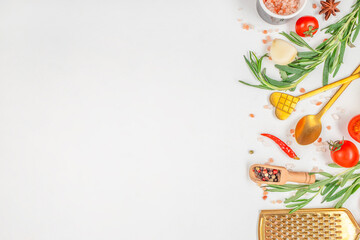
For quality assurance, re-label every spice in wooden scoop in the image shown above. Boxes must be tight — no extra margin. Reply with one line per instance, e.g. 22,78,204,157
253,166,281,182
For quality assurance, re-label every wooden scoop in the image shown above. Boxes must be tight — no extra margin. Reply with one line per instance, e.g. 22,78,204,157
249,164,315,185
269,72,360,120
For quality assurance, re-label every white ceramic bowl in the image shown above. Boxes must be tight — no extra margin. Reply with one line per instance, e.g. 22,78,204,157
256,0,308,25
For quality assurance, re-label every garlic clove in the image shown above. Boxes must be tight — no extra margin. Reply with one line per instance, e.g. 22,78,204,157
270,39,297,65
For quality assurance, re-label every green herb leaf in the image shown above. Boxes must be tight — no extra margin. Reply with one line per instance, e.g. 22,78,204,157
311,172,333,178
341,169,356,187
352,13,360,42
328,163,343,168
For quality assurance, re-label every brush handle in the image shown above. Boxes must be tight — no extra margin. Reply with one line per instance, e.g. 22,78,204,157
317,65,360,118
287,171,315,184
298,73,360,100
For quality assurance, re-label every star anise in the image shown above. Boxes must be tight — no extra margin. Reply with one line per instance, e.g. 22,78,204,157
319,0,341,20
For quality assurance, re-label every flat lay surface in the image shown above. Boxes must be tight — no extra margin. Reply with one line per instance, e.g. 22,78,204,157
1,0,360,239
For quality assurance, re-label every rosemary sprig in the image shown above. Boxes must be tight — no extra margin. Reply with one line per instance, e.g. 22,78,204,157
264,163,360,213
240,1,360,91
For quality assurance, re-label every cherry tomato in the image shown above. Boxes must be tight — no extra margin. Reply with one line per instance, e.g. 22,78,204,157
295,16,319,37
329,140,359,168
349,115,360,143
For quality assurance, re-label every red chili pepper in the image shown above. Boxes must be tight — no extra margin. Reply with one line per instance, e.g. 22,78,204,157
261,133,300,160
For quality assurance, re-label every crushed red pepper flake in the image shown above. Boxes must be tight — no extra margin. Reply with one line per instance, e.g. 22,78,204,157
327,125,332,130
263,196,268,200
318,137,322,143
249,113,255,118
316,101,323,106
263,30,268,34
290,129,295,134
299,88,306,93
313,3,317,8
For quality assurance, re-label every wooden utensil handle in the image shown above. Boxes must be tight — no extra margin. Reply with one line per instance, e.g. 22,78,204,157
317,65,360,118
299,73,360,100
287,172,315,184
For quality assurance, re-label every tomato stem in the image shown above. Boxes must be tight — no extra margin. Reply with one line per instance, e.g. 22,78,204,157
328,138,345,152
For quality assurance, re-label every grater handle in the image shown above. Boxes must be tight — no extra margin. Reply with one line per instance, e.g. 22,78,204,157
287,171,316,184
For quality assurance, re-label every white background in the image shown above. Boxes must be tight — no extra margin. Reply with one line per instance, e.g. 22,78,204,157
1,0,360,239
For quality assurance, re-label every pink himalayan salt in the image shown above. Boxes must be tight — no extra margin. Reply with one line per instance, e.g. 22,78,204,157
264,0,300,16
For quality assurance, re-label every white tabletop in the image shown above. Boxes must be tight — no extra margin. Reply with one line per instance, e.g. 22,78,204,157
1,0,360,239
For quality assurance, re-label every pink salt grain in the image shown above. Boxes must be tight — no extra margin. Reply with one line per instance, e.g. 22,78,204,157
311,166,319,172
263,104,272,109
263,0,300,16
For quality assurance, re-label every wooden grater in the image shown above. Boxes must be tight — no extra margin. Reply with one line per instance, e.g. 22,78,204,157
259,208,360,240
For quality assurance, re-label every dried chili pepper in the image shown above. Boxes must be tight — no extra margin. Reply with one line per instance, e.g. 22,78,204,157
261,133,300,160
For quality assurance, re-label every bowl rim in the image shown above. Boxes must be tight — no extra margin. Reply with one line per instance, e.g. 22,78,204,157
259,0,308,19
